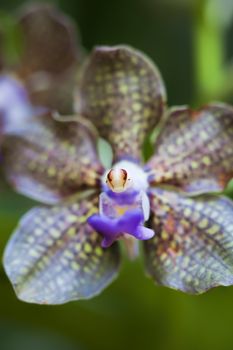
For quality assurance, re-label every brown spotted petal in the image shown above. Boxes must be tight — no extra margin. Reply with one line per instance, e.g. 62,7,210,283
18,3,81,76
2,113,103,204
147,103,233,193
28,72,77,115
144,188,233,294
3,192,121,304
75,45,166,161
17,4,83,113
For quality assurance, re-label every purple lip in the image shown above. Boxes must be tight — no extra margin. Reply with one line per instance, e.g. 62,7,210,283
88,208,154,248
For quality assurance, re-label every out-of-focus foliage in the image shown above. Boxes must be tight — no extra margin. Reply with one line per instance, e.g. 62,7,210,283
1,1,233,350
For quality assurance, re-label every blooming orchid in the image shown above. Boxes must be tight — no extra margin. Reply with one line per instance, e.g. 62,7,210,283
2,45,233,305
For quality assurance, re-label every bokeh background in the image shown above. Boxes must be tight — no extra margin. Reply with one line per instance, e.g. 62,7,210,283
1,0,233,349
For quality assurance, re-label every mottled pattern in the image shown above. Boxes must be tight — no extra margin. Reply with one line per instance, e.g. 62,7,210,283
2,114,103,204
18,3,80,76
28,72,78,114
75,46,166,161
144,188,233,294
147,104,233,193
3,192,121,304
17,4,82,114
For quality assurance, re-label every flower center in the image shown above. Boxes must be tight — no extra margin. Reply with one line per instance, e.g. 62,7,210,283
88,160,154,249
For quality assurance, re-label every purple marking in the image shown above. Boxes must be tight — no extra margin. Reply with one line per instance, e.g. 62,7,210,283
88,208,154,248
102,187,139,205
0,75,44,134
116,155,140,164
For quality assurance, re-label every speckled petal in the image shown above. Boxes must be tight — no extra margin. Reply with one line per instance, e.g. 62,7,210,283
18,3,81,76
144,188,233,294
3,192,121,304
2,113,103,204
147,103,233,193
75,45,166,161
17,4,83,113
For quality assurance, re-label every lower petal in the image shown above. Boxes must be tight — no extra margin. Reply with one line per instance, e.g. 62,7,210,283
144,188,233,294
3,192,121,304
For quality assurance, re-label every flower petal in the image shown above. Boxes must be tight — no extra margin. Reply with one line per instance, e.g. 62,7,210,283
75,45,166,161
147,104,233,193
18,3,81,76
2,113,103,204
88,209,154,248
144,188,233,294
17,4,83,113
3,192,121,304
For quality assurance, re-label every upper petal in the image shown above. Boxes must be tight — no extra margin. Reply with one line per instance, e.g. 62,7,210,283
2,113,103,204
17,4,83,113
144,188,233,294
17,3,81,76
75,45,166,161
147,103,233,193
3,192,121,304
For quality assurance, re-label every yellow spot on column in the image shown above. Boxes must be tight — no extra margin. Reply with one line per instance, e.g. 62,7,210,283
95,246,103,256
29,249,40,258
132,102,142,112
46,238,53,246
35,228,44,236
50,228,61,238
198,218,209,229
176,137,183,145
206,225,220,235
191,161,199,169
200,130,208,139
67,227,76,237
64,250,74,259
119,84,129,94
161,230,169,240
67,215,78,223
71,261,80,271
160,253,167,261
143,108,151,118
139,68,147,76
106,83,114,93
132,92,140,99
184,208,192,217
167,145,175,154
48,166,56,177
202,156,211,166
78,215,87,224
131,56,138,64
182,256,190,268
116,71,124,78
84,242,92,254
28,161,37,171
75,243,81,252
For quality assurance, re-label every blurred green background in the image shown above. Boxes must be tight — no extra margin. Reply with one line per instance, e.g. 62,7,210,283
1,0,233,350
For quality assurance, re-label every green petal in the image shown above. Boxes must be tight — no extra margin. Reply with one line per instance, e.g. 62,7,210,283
147,103,233,193
75,45,166,161
3,192,121,304
2,113,103,204
144,188,233,294
17,4,83,113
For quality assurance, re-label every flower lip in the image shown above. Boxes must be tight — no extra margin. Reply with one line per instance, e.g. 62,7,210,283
88,209,155,248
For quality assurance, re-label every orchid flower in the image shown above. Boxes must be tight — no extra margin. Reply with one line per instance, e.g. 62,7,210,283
2,45,233,305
